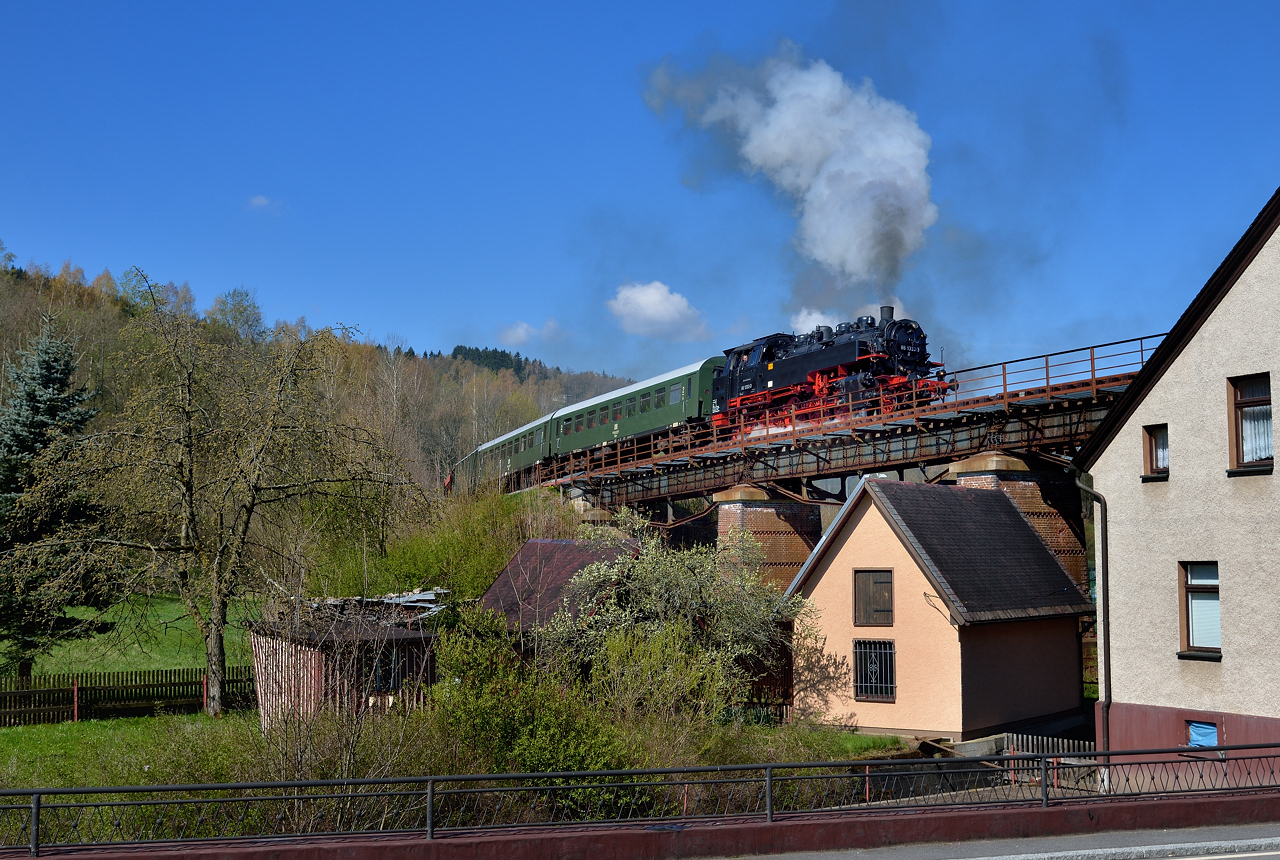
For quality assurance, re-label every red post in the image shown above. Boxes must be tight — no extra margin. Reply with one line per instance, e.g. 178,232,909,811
72,678,78,723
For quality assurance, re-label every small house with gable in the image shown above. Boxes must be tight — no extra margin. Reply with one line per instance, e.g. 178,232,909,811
787,479,1093,740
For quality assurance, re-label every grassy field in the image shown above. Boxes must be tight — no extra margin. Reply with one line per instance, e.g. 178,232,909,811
0,713,905,789
34,597,254,674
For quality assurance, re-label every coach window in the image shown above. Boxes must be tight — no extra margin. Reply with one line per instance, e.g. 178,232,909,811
586,409,596,430
536,428,544,447
561,417,571,437
640,392,651,413
612,401,623,421
1228,374,1273,475
655,387,666,408
626,397,636,417
670,383,682,404
575,413,584,433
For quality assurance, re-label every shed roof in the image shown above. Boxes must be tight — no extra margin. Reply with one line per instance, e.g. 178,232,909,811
482,538,636,632
787,479,1093,624
1075,185,1280,470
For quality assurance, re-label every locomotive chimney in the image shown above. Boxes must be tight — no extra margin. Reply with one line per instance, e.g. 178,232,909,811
880,305,894,323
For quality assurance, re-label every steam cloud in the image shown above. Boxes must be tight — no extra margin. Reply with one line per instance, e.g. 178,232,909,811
499,319,561,347
650,49,937,329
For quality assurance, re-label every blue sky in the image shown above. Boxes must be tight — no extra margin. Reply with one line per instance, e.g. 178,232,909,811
3,2,1279,378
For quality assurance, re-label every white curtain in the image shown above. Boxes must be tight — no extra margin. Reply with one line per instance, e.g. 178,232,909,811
1239,377,1273,463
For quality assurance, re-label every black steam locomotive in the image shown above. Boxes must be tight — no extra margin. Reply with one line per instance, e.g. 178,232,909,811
710,304,947,425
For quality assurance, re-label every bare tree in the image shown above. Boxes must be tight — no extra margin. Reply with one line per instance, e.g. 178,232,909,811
79,272,401,714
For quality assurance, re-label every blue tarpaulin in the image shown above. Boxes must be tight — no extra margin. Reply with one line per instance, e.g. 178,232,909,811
1188,721,1219,747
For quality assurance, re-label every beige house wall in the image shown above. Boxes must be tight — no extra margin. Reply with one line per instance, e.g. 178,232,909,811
1090,228,1280,719
796,496,964,737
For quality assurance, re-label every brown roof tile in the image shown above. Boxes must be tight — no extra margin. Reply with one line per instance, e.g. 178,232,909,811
481,539,635,632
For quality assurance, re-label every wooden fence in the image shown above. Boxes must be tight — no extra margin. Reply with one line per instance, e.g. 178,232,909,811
0,667,256,726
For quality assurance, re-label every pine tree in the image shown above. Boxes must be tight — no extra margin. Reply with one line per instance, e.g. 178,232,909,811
0,319,97,675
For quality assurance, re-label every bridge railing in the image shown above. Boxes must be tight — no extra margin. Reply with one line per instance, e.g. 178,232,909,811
3,741,1277,852
946,333,1165,408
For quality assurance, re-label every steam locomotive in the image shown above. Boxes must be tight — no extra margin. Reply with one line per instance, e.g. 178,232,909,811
710,304,948,424
455,304,948,488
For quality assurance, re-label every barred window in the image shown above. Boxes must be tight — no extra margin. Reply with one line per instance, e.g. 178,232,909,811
853,639,896,702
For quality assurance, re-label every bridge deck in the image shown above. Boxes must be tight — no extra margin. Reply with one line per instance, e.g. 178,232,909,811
501,334,1164,506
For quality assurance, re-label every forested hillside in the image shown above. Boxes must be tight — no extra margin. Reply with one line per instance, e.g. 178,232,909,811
0,245,630,488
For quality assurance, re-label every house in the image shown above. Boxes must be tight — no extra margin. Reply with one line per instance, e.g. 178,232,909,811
249,590,445,728
786,478,1093,740
481,538,636,638
1075,186,1280,751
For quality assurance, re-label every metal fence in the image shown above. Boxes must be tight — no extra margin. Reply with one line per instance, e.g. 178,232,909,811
6,741,1280,855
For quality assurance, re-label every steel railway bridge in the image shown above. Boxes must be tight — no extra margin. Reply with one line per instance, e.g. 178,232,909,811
498,334,1165,508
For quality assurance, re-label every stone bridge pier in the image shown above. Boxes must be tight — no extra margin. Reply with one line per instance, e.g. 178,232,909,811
712,484,823,590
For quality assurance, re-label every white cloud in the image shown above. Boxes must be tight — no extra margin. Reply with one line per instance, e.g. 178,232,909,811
248,195,272,208
499,319,560,347
790,307,843,332
607,281,710,340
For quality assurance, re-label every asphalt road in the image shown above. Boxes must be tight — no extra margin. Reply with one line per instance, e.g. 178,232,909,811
718,821,1280,860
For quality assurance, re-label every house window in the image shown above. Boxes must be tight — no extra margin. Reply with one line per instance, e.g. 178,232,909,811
853,639,896,702
626,397,636,418
640,392,651,413
1143,424,1169,479
1188,721,1219,748
1230,374,1272,471
1180,562,1221,655
854,569,894,626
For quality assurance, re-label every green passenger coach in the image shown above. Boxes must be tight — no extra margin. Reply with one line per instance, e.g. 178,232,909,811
455,355,725,489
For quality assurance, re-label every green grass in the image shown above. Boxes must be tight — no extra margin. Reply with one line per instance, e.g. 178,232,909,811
0,712,906,790
0,715,207,788
34,597,253,674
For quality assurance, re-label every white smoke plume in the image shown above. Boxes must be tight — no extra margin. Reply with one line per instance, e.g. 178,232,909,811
790,307,842,332
499,319,561,347
650,48,937,324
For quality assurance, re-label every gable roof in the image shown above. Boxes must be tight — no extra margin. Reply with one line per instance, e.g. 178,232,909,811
786,479,1093,624
1075,185,1280,470
481,539,635,633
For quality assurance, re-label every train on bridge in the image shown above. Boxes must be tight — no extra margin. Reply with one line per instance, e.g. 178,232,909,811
453,305,949,489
